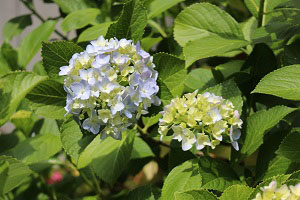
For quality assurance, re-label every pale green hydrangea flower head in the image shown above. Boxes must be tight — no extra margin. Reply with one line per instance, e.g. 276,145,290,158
253,180,300,200
158,90,243,151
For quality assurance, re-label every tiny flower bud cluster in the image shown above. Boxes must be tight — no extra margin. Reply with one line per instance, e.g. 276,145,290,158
59,36,160,139
253,181,300,200
158,90,243,151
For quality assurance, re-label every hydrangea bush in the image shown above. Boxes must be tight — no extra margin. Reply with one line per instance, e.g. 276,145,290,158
1,0,300,199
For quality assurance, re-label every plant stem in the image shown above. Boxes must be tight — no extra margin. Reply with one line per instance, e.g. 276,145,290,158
90,167,103,198
258,0,266,27
20,0,68,40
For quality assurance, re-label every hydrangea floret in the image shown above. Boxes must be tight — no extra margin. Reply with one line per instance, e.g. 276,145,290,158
59,36,160,139
253,180,300,200
158,90,243,151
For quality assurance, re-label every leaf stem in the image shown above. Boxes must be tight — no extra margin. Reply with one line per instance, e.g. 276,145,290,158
20,0,68,40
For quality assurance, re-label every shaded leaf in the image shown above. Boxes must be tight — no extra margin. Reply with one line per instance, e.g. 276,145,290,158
2,14,32,41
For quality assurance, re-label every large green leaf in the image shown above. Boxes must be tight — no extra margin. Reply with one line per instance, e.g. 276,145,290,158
0,72,48,126
77,22,112,42
184,68,216,93
61,8,100,32
198,157,241,191
244,0,260,18
219,185,254,200
60,118,93,165
26,80,66,119
106,0,147,42
53,0,96,13
174,2,243,47
203,79,243,114
18,20,56,68
148,0,185,19
5,133,62,165
183,35,248,67
131,137,154,159
2,15,32,41
154,53,187,97
161,159,202,200
174,190,217,200
0,156,32,195
276,131,300,163
252,65,300,100
42,41,84,80
241,106,296,157
77,130,136,184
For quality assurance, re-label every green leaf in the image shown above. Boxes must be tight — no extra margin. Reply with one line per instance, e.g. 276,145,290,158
174,190,217,200
78,130,136,184
158,81,174,106
11,110,37,136
276,132,300,163
148,0,185,19
261,155,300,180
174,2,243,47
61,8,100,32
106,0,147,42
32,61,47,76
141,37,162,52
0,130,25,154
53,0,96,13
215,60,244,79
26,80,66,119
5,133,62,165
283,40,300,66
126,185,156,200
154,53,187,97
18,20,56,68
204,79,243,114
1,42,20,71
77,22,112,42
184,68,216,93
244,0,260,18
219,185,254,200
252,65,300,100
0,156,32,195
131,137,154,159
142,114,162,130
42,41,84,80
2,15,32,41
60,118,93,165
161,159,202,200
198,157,241,191
183,35,249,67
0,72,48,126
0,48,12,76
241,106,297,157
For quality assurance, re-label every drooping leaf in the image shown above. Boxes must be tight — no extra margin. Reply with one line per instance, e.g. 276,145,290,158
154,53,187,97
106,0,147,42
219,185,254,200
174,190,218,200
161,159,202,200
198,157,241,192
131,137,154,159
241,106,296,157
60,118,94,165
18,20,56,68
0,72,48,126
183,35,249,67
61,8,100,32
0,156,32,195
204,79,243,114
53,0,96,13
2,14,32,41
5,134,62,165
185,68,216,93
78,130,136,184
42,41,84,80
252,65,300,100
276,131,300,163
174,2,244,47
148,0,185,19
77,22,112,42
26,80,66,119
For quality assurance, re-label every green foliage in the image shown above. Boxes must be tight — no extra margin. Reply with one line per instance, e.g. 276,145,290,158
77,22,112,42
276,131,300,163
18,20,56,68
219,185,254,200
2,15,32,41
174,190,218,200
61,8,100,32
